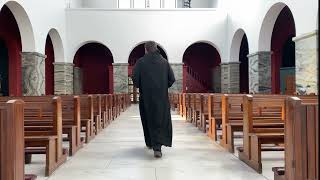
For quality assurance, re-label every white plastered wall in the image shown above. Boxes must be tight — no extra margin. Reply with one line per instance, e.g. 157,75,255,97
1,0,318,64
222,0,318,62
66,8,228,64
0,0,67,62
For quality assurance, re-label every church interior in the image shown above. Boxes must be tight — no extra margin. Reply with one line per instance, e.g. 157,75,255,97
0,0,318,180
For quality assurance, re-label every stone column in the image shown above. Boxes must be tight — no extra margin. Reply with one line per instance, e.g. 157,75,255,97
247,52,272,94
53,63,74,95
220,62,240,93
73,67,83,94
113,63,129,93
293,30,318,95
21,52,46,96
169,63,183,93
212,65,221,93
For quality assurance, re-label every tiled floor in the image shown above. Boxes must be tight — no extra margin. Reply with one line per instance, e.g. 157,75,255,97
26,105,283,180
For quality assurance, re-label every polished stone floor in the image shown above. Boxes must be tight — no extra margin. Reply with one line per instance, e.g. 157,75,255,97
26,105,283,180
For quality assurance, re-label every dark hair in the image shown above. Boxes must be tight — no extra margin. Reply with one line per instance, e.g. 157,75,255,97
144,41,158,53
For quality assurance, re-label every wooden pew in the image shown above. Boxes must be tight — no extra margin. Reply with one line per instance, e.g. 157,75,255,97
221,94,283,153
199,94,210,133
107,94,114,121
59,95,84,155
182,93,187,119
92,95,102,134
191,94,201,127
185,93,193,122
238,95,286,173
170,93,179,110
2,96,85,156
273,96,318,180
116,94,121,117
0,99,27,180
101,94,110,129
79,95,95,143
179,93,183,116
207,94,223,141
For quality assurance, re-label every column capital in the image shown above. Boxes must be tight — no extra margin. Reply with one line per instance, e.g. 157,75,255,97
21,52,47,59
112,63,129,66
247,51,272,58
53,62,74,66
220,62,240,66
293,30,318,42
169,63,184,65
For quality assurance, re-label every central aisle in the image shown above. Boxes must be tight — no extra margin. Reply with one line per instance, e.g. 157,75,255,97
46,105,267,180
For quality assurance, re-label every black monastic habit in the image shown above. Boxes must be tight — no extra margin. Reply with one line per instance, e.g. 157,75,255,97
132,50,175,147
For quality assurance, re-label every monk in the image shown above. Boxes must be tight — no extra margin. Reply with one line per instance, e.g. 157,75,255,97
132,41,175,158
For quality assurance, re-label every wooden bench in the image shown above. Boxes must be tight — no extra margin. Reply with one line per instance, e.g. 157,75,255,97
273,96,318,180
238,95,286,173
0,99,30,180
92,95,102,134
207,94,223,141
199,94,210,133
185,93,193,122
178,93,183,116
171,93,179,111
221,94,284,153
101,94,113,128
3,96,85,156
4,97,68,176
79,95,95,143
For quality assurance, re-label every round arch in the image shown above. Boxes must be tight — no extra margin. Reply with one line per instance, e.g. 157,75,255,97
183,41,221,93
183,40,222,60
230,29,246,62
47,28,64,62
4,1,35,52
258,2,293,51
71,40,114,61
128,41,169,62
73,42,114,94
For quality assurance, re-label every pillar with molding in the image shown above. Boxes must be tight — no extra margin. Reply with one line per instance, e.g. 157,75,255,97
113,63,129,93
247,51,272,94
293,30,318,95
220,62,240,93
54,62,74,95
21,52,46,96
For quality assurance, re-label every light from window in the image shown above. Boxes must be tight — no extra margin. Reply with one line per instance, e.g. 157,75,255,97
149,0,161,8
119,0,131,8
163,0,176,8
134,0,146,8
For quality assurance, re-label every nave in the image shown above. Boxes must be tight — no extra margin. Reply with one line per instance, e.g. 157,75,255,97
27,105,270,180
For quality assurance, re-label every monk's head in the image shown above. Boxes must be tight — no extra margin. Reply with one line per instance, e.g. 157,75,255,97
144,41,158,54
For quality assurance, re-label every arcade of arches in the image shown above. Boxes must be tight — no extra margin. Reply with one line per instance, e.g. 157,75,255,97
0,4,317,98
0,1,318,180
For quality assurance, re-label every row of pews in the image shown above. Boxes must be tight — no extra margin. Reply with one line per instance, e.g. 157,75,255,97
169,93,318,180
0,93,131,180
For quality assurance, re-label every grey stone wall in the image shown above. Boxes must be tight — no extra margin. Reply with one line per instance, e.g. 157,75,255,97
21,52,46,96
54,63,74,95
73,67,83,95
220,62,240,93
113,63,129,93
293,30,318,95
248,51,272,94
169,63,183,93
212,66,221,92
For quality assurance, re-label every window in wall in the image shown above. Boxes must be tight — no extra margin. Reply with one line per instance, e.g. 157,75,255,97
163,0,176,8
134,0,146,8
119,0,131,8
148,0,161,8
